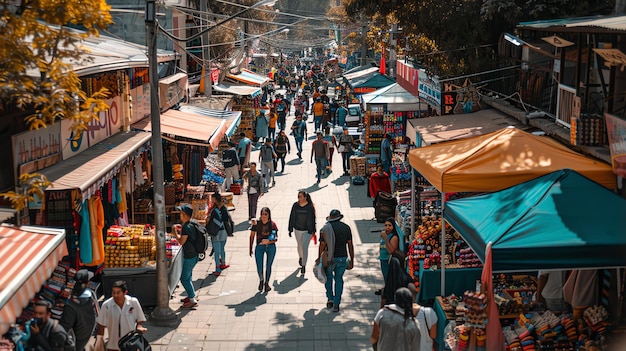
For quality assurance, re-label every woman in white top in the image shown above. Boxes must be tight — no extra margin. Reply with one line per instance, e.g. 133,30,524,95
413,302,438,351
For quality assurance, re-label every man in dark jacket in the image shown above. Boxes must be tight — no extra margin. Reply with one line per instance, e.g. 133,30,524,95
59,270,97,351
222,141,241,190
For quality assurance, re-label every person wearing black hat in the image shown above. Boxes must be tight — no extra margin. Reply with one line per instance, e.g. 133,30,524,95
173,203,199,308
316,209,354,312
59,269,98,351
222,141,241,191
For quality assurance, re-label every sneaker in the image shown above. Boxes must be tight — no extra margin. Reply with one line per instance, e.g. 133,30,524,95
181,300,198,309
180,297,191,303
264,283,272,293
332,305,340,312
258,280,264,291
220,264,230,270
213,271,221,277
326,301,334,309
300,266,305,274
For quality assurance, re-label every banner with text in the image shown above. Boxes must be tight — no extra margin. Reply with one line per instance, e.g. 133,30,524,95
605,113,626,177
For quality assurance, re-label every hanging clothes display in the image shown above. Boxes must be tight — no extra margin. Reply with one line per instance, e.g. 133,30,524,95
79,199,92,265
87,195,105,266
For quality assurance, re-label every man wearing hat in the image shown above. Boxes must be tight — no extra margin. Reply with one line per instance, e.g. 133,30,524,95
222,141,241,191
173,203,200,308
60,269,98,351
316,209,354,312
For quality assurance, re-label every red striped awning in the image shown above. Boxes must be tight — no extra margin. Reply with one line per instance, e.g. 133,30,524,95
0,225,67,334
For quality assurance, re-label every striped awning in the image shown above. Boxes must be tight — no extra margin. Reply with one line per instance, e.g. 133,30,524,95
0,225,67,334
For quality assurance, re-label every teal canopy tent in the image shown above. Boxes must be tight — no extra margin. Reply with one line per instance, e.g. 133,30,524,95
444,169,626,272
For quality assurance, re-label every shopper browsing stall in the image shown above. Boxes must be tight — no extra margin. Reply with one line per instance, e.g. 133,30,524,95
173,204,199,309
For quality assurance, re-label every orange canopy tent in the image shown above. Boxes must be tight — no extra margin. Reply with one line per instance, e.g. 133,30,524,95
408,126,616,192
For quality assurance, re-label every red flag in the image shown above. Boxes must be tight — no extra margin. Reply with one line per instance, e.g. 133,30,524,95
379,43,386,75
481,242,506,351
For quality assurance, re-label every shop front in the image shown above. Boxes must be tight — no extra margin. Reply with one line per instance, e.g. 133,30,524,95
223,69,270,141
343,67,395,105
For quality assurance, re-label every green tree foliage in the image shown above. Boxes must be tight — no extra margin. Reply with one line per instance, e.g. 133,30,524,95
0,0,112,208
344,0,614,77
0,0,113,132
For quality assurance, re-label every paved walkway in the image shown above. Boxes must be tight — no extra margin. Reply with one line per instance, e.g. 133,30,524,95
142,97,386,350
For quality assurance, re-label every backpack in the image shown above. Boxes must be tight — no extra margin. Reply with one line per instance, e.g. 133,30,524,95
118,329,151,351
220,207,235,236
47,320,76,351
191,221,209,261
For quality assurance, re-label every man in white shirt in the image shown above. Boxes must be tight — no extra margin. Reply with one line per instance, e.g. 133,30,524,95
96,280,147,351
537,270,568,312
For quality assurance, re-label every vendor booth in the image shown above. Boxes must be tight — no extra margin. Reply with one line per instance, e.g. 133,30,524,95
0,225,67,335
406,127,617,307
343,66,395,104
37,131,186,306
361,83,422,154
439,169,626,351
222,70,270,141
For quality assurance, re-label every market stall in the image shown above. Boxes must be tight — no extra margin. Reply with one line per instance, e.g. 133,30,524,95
0,225,67,335
342,66,394,104
361,83,421,154
406,127,617,299
440,169,626,351
224,69,271,141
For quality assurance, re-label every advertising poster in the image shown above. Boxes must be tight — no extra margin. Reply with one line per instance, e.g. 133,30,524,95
605,113,626,177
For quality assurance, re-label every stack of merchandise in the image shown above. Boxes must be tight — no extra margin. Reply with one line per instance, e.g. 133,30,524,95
105,226,152,268
202,154,225,192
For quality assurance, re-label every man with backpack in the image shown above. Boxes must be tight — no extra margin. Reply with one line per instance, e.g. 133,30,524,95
59,269,97,351
173,204,201,308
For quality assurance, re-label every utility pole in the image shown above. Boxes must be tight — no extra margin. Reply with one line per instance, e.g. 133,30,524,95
146,0,177,326
201,0,212,98
361,25,368,66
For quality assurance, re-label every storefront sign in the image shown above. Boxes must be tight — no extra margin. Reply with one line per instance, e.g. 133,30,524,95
129,68,150,125
61,95,123,159
353,87,377,94
441,82,457,115
396,61,419,96
418,69,442,111
11,122,62,181
605,113,626,177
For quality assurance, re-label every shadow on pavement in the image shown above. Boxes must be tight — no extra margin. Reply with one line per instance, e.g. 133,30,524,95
353,219,383,244
225,292,267,317
273,268,308,295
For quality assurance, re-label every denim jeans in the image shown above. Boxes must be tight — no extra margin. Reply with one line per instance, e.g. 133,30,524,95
181,256,199,299
380,259,389,283
213,240,226,272
325,256,348,306
315,158,325,182
314,115,322,131
294,137,304,155
255,243,276,282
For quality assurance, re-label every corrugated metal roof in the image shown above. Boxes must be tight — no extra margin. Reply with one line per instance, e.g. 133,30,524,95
518,15,626,32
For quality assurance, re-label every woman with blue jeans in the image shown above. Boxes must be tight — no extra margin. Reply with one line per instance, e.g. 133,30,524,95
249,207,278,293
209,193,228,277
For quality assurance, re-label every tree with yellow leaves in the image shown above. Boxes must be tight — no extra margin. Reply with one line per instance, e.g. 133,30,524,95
0,0,113,209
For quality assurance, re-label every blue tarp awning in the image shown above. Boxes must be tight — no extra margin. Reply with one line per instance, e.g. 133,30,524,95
444,169,626,271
